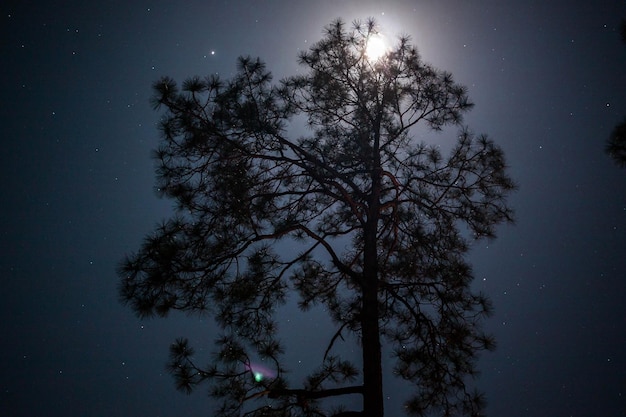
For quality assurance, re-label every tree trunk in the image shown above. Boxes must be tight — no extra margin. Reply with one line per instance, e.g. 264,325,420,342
361,264,383,417
361,164,384,417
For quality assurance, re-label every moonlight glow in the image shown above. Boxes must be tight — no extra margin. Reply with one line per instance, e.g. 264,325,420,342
365,34,387,60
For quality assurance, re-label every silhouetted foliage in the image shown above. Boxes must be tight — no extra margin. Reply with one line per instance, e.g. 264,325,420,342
607,19,626,168
607,117,626,167
118,18,515,417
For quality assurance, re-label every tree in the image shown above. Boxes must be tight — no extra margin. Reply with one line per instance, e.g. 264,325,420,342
606,19,626,167
118,18,515,417
607,117,626,167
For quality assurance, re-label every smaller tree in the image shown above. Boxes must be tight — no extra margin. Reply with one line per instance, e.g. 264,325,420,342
607,117,626,167
606,19,626,167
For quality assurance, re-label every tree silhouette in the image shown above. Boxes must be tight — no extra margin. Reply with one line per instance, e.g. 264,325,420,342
607,117,626,167
606,19,626,167
118,18,515,417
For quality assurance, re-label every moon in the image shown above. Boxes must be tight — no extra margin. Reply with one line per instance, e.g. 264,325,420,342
365,34,387,60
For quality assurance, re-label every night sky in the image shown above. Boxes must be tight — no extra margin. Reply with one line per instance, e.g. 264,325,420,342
2,1,625,416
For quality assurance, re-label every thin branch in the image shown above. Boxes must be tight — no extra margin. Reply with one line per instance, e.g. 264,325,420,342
323,321,349,361
268,385,363,400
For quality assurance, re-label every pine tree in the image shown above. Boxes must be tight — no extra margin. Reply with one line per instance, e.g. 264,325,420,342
118,18,515,417
606,19,626,168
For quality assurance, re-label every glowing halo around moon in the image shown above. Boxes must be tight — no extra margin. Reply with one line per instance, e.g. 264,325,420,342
365,34,387,60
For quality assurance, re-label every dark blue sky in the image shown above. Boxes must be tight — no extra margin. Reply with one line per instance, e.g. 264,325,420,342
1,1,625,416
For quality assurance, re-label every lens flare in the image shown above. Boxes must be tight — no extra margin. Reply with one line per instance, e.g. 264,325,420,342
245,362,276,382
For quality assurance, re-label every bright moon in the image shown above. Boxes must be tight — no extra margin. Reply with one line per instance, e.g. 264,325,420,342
366,35,387,60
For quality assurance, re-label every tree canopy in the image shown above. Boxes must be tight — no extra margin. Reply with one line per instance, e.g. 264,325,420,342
118,18,515,417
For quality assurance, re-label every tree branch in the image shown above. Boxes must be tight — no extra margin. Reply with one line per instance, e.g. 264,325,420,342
323,321,349,361
267,385,363,400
